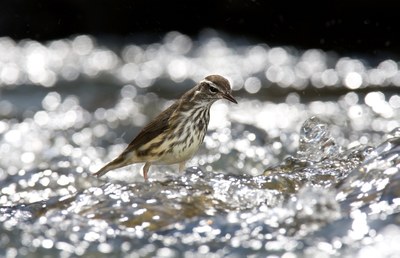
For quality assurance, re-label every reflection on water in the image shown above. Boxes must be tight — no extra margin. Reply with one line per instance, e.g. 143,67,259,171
0,31,400,257
1,31,400,91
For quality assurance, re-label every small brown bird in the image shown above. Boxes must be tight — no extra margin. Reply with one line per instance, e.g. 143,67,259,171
94,75,237,180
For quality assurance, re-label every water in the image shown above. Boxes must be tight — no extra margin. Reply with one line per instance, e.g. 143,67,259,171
1,30,400,257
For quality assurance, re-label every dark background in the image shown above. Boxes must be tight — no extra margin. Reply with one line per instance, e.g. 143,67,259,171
1,0,399,55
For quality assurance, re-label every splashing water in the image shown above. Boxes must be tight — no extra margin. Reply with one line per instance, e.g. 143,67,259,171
1,31,400,257
297,116,341,162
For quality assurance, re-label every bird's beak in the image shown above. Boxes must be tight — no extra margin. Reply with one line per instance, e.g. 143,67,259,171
223,92,238,104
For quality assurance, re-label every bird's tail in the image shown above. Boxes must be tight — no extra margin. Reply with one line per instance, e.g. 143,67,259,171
93,155,130,177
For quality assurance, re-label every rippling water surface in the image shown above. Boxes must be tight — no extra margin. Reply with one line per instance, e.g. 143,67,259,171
1,31,400,257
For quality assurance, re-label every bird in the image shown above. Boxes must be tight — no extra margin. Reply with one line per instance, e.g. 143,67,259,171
94,74,237,180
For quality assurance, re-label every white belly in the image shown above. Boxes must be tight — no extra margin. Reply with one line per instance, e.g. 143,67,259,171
153,104,209,165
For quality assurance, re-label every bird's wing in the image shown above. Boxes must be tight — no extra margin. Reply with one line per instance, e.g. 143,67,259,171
121,102,178,154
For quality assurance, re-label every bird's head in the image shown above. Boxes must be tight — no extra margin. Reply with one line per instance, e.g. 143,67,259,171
194,74,237,105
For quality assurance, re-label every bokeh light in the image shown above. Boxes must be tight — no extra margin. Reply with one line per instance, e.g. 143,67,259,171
0,31,399,94
1,31,400,258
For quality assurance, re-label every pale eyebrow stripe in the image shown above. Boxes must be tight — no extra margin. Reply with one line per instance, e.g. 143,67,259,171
201,79,218,89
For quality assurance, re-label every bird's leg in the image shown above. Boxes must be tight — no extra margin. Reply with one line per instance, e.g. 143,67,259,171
178,162,186,173
142,162,151,181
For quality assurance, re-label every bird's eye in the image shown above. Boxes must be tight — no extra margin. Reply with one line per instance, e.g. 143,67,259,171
209,86,218,94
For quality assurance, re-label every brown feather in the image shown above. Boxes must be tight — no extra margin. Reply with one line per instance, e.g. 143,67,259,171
122,101,178,154
94,102,179,177
93,155,129,177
